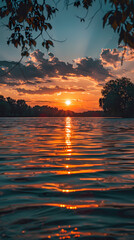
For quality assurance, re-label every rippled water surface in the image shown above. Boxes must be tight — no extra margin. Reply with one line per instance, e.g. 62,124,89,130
0,117,134,240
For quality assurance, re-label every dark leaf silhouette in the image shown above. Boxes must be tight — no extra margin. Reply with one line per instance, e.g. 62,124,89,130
0,0,133,56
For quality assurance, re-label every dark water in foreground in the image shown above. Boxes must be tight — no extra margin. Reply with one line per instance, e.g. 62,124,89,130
0,117,134,240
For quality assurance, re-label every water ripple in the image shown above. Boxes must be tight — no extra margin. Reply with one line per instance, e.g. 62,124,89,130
0,117,134,240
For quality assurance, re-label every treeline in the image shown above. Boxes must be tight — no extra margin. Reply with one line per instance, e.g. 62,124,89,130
0,95,103,117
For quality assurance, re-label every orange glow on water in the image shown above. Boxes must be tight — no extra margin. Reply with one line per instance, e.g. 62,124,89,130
1,117,134,240
44,202,99,209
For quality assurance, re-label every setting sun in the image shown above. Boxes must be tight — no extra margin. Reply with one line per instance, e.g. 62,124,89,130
65,100,71,106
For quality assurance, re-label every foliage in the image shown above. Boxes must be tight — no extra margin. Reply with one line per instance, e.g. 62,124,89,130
0,95,10,116
0,0,133,57
103,0,134,49
99,77,134,117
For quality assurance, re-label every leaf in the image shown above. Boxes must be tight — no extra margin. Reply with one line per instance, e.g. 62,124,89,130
5,9,9,16
118,27,124,45
32,40,36,47
45,4,52,19
109,15,114,25
45,40,54,50
112,20,118,31
15,27,20,32
8,21,12,29
115,11,122,25
74,1,81,7
39,5,44,11
46,23,52,30
46,40,54,46
127,35,134,48
21,51,29,57
126,23,133,32
14,41,18,48
18,16,24,23
103,11,113,28
44,25,47,31
29,6,33,12
82,0,93,9
80,18,85,22
45,43,49,50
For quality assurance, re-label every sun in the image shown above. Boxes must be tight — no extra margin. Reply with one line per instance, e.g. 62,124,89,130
65,100,71,106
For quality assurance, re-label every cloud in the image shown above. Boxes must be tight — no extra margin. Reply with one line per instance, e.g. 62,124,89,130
0,49,112,88
16,86,85,95
100,48,134,70
100,48,134,83
0,60,44,85
75,57,112,81
28,50,75,77
100,48,120,68
48,52,54,58
1,48,134,100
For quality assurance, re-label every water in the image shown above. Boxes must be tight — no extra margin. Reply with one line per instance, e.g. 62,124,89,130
0,117,134,240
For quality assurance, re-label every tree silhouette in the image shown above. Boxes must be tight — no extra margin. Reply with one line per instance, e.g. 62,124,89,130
16,99,29,116
99,77,134,117
0,0,133,57
7,97,16,116
0,95,10,116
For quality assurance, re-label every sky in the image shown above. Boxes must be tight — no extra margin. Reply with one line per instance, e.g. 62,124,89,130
0,1,134,112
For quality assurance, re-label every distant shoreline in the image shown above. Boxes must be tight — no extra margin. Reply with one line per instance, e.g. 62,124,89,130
0,116,134,119
0,95,133,118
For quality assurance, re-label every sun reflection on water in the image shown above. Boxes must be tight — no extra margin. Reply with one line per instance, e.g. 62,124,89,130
65,117,72,156
65,117,72,175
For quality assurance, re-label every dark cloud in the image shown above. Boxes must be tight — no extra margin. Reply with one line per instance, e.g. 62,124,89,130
0,49,112,88
100,49,120,68
0,59,44,84
32,51,111,81
75,57,112,81
27,100,55,103
48,52,54,58
31,50,44,62
0,50,75,84
45,79,53,83
62,76,68,80
16,86,85,95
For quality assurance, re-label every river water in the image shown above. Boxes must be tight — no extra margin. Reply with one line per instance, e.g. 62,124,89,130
0,117,134,240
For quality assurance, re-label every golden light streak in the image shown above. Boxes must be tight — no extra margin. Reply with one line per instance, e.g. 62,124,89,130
65,117,72,157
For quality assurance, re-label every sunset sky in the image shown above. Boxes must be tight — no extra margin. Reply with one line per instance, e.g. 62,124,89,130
0,1,134,112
